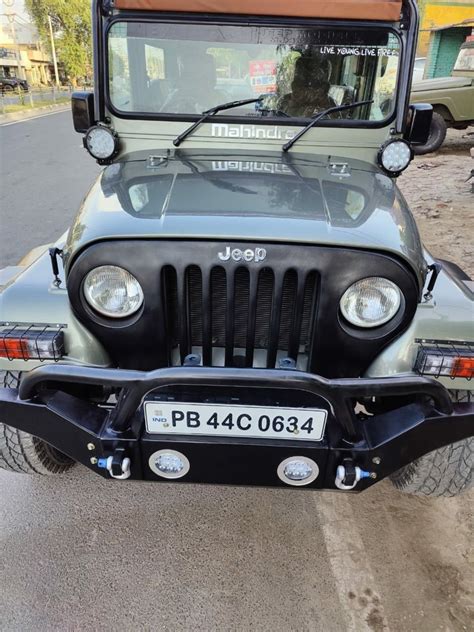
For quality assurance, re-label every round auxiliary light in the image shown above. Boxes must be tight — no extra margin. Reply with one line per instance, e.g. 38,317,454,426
277,456,319,486
148,450,190,479
378,139,412,175
340,277,402,329
83,265,144,318
84,125,118,161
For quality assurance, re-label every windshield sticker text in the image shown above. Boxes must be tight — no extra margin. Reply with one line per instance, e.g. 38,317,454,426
318,46,399,57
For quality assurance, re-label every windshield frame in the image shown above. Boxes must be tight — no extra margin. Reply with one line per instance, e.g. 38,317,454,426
103,12,404,129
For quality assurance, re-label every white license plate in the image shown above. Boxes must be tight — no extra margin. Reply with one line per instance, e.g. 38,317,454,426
144,401,327,441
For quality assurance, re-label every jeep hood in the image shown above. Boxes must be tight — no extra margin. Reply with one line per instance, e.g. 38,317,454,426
411,76,473,92
65,149,424,280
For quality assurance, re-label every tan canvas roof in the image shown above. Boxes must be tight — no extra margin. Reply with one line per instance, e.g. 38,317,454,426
113,0,403,22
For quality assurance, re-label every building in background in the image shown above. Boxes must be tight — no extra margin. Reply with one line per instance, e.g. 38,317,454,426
0,7,51,85
418,0,474,55
424,19,474,78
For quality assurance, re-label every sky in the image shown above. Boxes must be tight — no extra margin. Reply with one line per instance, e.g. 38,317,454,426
1,0,38,45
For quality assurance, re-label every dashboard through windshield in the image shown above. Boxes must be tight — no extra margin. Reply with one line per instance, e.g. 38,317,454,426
108,21,401,123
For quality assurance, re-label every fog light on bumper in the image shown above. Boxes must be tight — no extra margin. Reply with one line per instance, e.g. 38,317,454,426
277,456,319,486
148,449,190,479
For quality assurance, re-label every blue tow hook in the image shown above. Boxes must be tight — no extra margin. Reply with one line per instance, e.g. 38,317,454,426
95,455,131,480
335,462,373,490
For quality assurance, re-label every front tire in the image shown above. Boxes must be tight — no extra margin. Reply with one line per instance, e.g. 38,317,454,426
412,111,447,155
0,371,74,475
390,391,473,496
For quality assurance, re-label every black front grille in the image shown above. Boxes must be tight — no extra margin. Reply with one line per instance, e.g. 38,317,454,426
162,264,318,369
67,240,419,377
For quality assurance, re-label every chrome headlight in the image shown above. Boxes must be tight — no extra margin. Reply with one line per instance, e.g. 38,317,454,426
340,277,402,328
83,265,144,318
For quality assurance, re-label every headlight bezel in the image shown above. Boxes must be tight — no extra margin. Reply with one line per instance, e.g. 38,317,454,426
82,265,144,320
339,276,404,332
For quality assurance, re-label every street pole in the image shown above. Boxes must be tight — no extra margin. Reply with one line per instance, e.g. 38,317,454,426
48,15,60,87
6,13,22,79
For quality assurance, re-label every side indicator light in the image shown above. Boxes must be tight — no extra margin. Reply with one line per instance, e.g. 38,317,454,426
451,357,474,379
0,338,29,359
415,341,474,380
0,325,65,361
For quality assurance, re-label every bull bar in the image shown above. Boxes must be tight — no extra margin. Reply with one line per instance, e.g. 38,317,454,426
1,364,472,490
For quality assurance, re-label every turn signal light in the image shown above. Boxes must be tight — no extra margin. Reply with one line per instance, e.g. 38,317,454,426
452,357,474,379
0,327,64,361
415,343,474,380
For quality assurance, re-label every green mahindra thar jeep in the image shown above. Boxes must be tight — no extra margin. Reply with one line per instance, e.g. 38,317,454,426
0,0,473,494
411,39,474,154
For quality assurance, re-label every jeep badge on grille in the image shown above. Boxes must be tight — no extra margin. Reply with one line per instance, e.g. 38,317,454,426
218,247,267,262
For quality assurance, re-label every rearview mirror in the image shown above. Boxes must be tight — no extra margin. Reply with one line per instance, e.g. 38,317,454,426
72,92,95,133
405,103,433,145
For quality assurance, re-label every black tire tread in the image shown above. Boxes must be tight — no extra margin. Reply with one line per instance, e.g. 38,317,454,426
412,111,447,155
0,371,74,475
390,390,473,497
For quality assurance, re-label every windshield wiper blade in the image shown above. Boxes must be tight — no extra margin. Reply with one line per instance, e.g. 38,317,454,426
282,100,374,152
173,97,263,147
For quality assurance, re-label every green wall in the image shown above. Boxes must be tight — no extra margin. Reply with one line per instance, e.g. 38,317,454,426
426,27,471,78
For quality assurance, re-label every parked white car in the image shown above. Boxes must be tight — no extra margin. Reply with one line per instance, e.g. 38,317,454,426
413,57,426,82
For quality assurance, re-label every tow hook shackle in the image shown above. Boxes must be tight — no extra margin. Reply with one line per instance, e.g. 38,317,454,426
97,449,131,480
335,459,372,490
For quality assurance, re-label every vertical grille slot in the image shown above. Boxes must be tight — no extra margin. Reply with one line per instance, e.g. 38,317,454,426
233,267,250,349
176,267,191,363
287,271,307,361
300,272,318,353
225,269,235,366
245,269,258,367
201,267,212,366
255,269,274,348
210,266,226,351
278,270,299,356
187,265,202,350
266,271,284,368
162,265,177,365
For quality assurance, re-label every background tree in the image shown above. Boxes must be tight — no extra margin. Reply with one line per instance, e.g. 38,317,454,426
25,0,92,85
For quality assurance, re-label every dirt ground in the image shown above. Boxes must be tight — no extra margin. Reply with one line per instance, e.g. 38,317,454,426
384,127,474,632
398,128,474,278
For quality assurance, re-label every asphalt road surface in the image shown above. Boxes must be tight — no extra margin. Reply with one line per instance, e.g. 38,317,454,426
0,111,473,632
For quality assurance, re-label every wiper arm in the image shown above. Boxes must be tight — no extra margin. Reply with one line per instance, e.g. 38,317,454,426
173,97,263,147
282,100,374,152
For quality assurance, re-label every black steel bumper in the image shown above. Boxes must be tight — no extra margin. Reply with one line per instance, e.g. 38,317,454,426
1,364,473,491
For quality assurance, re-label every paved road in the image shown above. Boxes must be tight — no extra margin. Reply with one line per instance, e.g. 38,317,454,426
0,111,473,631
0,110,99,268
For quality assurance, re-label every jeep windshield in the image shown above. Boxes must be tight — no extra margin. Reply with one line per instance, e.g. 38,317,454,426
108,21,401,123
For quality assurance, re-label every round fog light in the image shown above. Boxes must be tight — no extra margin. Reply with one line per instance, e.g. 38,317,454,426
148,449,190,479
377,139,412,176
84,125,119,161
277,456,319,486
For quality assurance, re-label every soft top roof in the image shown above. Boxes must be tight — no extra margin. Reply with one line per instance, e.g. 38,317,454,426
113,0,403,22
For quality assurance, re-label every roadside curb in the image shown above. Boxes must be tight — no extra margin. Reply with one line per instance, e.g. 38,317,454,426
0,102,70,124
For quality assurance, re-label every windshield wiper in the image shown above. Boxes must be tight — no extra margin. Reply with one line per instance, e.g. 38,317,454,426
173,97,263,147
282,100,374,152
